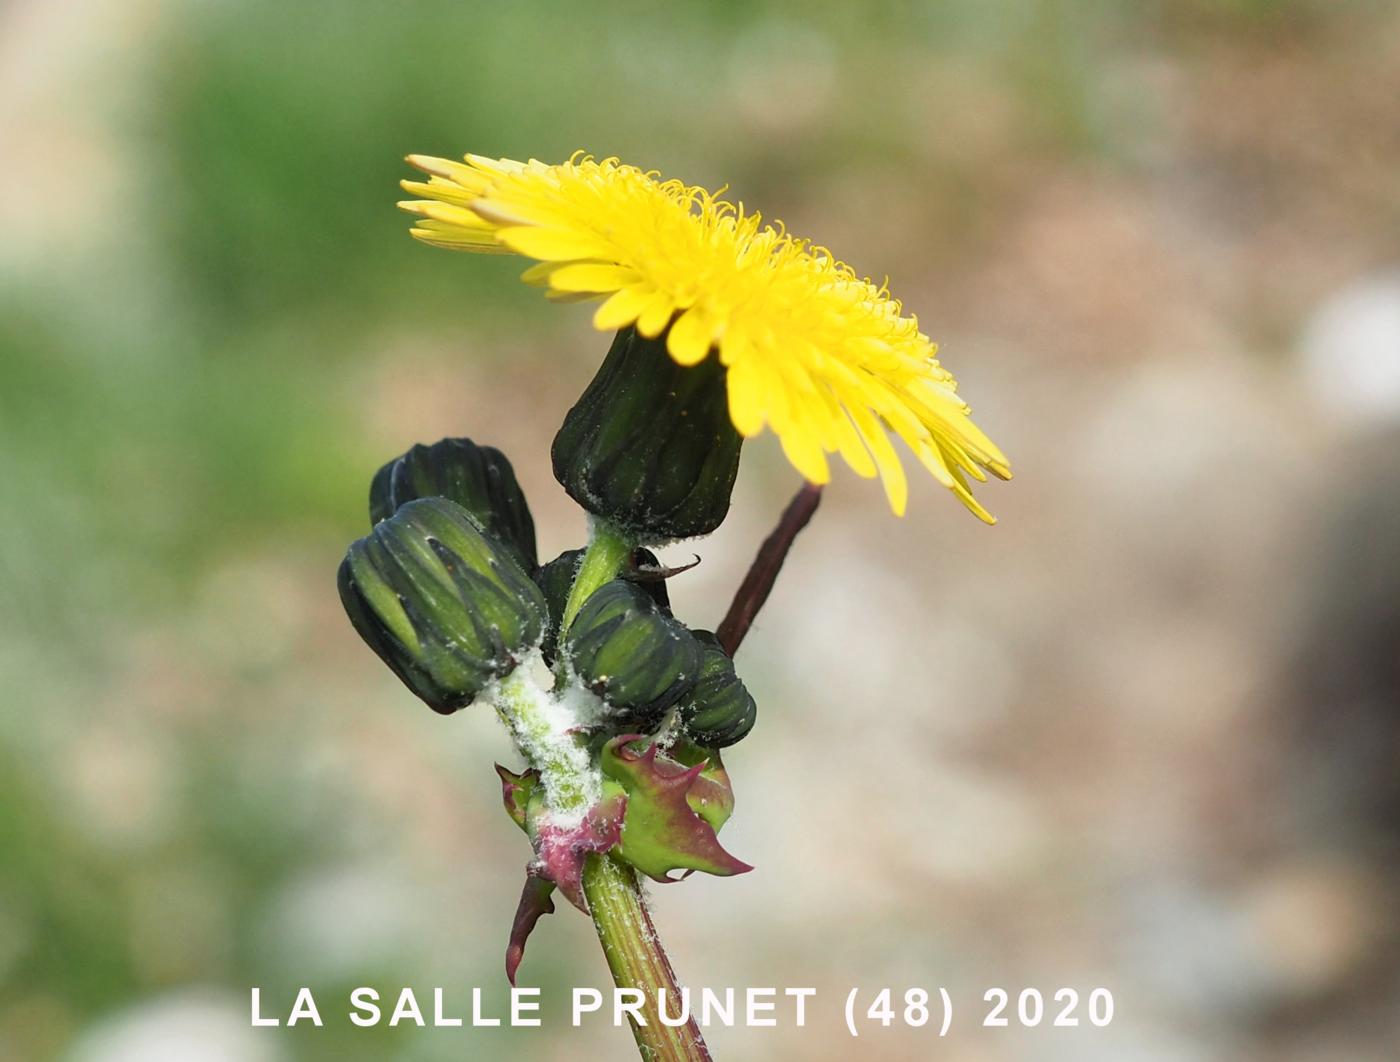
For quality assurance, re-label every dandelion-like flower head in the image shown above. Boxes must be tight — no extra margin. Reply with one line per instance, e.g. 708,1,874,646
400,151,1010,520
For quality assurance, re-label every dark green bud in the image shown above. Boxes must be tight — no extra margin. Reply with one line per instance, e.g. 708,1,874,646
532,548,583,664
369,437,537,571
677,631,757,748
338,497,547,714
552,326,742,542
563,578,701,733
534,547,674,664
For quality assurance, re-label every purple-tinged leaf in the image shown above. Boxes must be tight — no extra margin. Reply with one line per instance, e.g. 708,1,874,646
602,736,753,882
495,763,540,833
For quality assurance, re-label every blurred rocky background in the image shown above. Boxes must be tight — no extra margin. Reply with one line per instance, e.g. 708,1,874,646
3,1,1399,1059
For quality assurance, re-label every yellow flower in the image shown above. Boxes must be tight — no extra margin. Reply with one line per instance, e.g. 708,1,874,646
399,152,1011,522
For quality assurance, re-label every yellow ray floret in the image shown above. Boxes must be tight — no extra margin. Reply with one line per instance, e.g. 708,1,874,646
399,151,1011,521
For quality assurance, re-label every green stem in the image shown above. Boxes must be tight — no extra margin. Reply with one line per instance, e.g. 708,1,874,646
561,519,633,631
558,521,709,1060
492,519,635,819
583,854,712,1062
492,663,596,817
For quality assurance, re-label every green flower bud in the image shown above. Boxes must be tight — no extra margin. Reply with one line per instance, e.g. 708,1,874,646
563,578,701,733
551,325,742,542
677,631,757,748
369,437,537,571
338,497,547,714
532,548,583,663
534,547,673,664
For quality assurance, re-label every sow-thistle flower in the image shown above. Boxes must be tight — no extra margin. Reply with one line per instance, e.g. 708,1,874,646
676,630,757,749
338,497,547,713
355,150,1015,1060
534,546,671,662
553,323,745,540
562,578,701,734
400,151,1011,521
370,437,537,572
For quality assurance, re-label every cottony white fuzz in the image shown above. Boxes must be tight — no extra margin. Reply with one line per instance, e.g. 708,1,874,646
487,649,602,828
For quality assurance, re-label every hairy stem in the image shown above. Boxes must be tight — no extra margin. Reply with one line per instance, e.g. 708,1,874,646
558,520,709,1060
584,854,712,1062
716,482,822,655
492,662,596,819
561,519,634,631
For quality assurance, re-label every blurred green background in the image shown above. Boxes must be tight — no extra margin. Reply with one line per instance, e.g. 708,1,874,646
4,1,1400,1059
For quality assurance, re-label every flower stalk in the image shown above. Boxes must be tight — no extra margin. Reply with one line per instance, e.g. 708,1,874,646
716,483,822,656
562,520,634,631
491,663,597,819
583,853,712,1062
562,521,713,1061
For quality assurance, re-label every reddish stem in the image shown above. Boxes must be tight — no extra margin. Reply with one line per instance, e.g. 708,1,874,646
716,483,822,656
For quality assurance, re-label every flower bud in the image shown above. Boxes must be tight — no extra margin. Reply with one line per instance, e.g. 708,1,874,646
677,631,757,748
338,497,547,714
534,547,673,663
551,326,742,542
532,548,583,663
563,578,701,733
369,437,537,571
